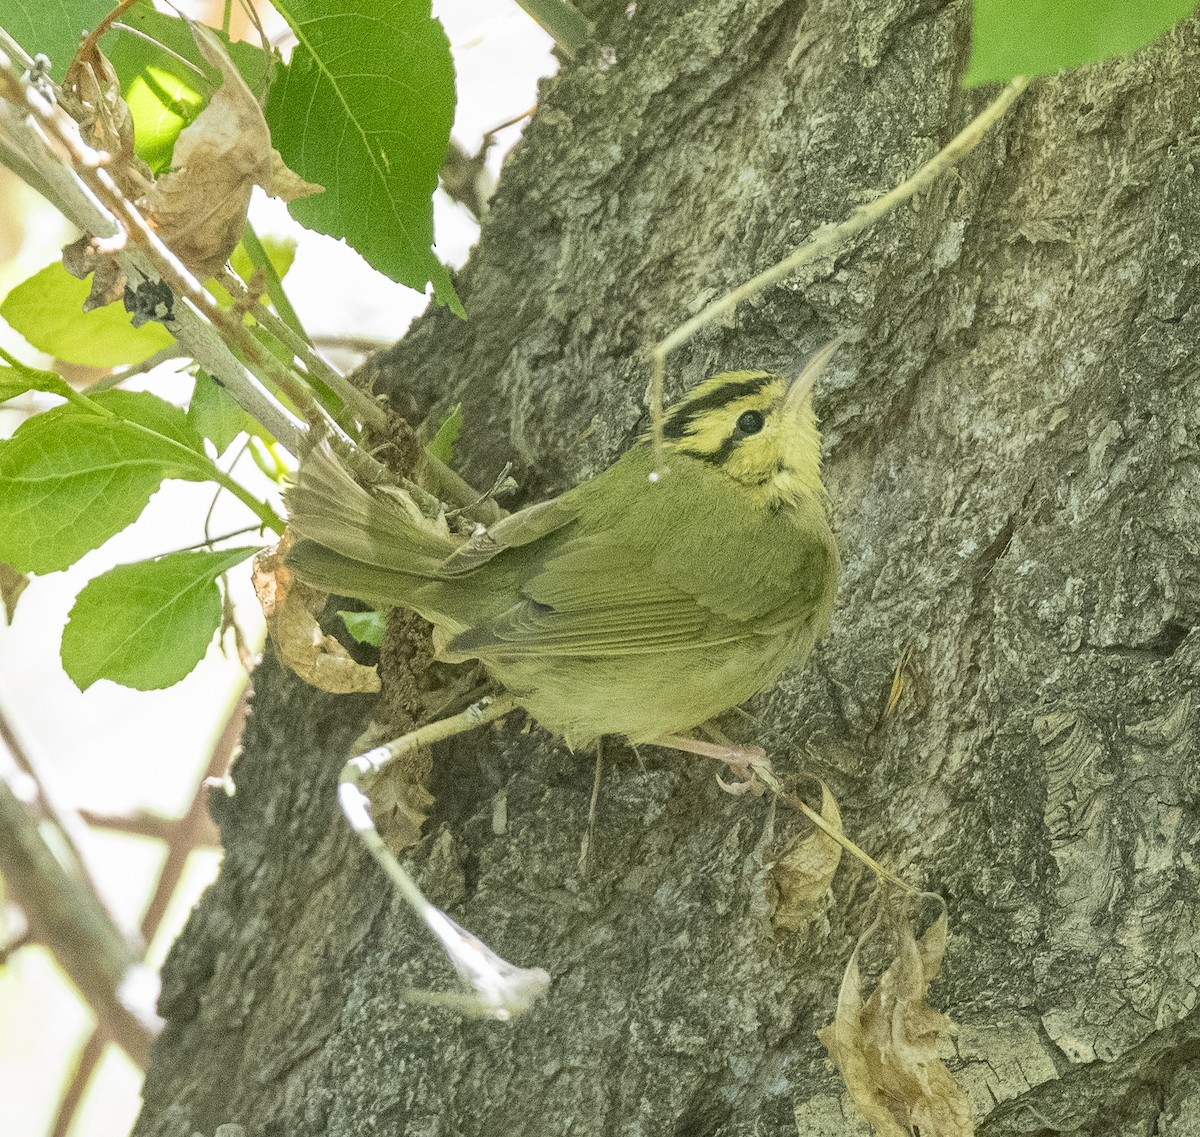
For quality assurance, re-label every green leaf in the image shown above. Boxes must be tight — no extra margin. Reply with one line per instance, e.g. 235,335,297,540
120,60,205,175
427,402,462,464
188,370,252,454
61,546,259,690
94,389,206,451
100,9,271,173
265,0,462,313
0,392,215,573
230,234,297,288
965,0,1197,85
2,0,113,80
0,359,76,404
1,262,173,367
0,367,24,404
339,609,386,647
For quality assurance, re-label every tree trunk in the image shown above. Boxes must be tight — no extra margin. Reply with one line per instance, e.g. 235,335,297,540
134,2,1200,1134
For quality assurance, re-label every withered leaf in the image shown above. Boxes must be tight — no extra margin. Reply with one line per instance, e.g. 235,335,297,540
266,148,323,202
772,781,843,930
0,562,30,624
142,24,320,280
62,235,126,311
818,911,973,1137
253,537,380,695
63,46,151,200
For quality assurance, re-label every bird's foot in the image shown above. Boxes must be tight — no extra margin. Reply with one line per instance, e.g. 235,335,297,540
653,733,772,797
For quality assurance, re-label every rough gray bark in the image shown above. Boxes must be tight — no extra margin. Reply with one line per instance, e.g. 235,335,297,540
134,1,1200,1134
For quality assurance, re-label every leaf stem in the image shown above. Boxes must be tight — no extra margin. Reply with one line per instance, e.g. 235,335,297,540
0,345,114,416
205,463,284,534
240,223,305,341
169,523,265,555
221,257,388,431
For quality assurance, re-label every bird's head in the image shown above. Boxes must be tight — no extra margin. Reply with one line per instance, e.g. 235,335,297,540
654,340,840,511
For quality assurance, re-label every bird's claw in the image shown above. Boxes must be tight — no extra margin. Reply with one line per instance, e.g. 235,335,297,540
713,744,770,797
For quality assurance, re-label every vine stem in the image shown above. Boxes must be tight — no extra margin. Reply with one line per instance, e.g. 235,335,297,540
647,75,1031,461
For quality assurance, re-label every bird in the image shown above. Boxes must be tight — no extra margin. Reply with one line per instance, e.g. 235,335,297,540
284,341,840,755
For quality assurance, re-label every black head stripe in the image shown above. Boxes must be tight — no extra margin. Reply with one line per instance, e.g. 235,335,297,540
662,374,773,440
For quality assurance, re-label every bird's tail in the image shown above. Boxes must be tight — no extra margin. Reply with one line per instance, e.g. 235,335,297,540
284,446,456,609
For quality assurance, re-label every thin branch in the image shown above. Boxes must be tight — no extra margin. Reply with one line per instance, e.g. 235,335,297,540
311,333,391,354
0,710,135,950
0,775,157,1067
647,75,1031,455
0,50,489,524
0,51,307,450
77,810,179,841
216,264,388,431
138,684,246,944
49,1030,105,1137
239,222,306,340
89,345,189,392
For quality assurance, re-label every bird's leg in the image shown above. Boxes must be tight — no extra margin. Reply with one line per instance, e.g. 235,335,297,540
339,692,550,1019
653,731,773,796
577,738,604,874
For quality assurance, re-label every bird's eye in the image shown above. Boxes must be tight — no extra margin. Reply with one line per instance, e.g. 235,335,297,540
735,409,765,435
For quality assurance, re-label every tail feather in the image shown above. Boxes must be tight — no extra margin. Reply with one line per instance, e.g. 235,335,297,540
285,446,456,607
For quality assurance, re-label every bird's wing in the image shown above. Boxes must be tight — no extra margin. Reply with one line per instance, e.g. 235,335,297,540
443,535,751,659
437,497,580,577
443,448,836,661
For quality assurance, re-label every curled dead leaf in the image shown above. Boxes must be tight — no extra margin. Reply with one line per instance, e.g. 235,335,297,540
62,235,126,311
63,46,151,200
771,781,842,930
0,562,30,624
142,24,320,280
253,537,380,695
818,910,972,1137
267,148,323,202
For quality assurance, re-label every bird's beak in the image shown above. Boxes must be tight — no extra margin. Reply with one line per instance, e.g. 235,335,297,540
783,335,844,417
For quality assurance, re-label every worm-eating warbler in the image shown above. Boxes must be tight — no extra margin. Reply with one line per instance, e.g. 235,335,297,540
286,348,839,748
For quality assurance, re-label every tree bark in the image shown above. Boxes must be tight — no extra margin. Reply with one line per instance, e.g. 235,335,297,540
135,2,1200,1134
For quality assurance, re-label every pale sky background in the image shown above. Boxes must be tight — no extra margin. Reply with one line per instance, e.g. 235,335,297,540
0,4,555,1135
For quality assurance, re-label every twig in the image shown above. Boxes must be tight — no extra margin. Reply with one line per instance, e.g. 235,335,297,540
49,1031,105,1137
647,75,1031,456
137,685,245,943
216,264,388,431
0,46,451,520
311,333,391,355
0,50,307,450
0,710,135,948
89,345,189,392
577,739,603,874
0,776,157,1067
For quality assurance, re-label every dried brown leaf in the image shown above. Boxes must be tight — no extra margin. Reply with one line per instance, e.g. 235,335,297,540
819,911,972,1137
141,24,281,279
772,781,842,930
0,562,30,624
62,235,126,310
253,539,380,695
63,46,151,200
266,148,323,202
